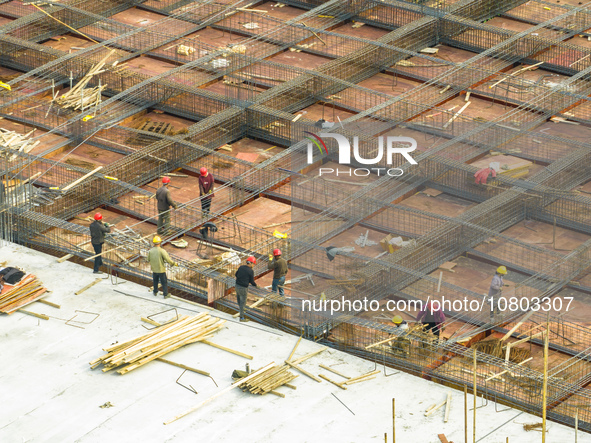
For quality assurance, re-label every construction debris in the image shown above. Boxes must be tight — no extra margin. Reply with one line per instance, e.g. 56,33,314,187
0,275,47,314
177,45,195,56
0,128,40,161
90,313,225,374
234,364,298,397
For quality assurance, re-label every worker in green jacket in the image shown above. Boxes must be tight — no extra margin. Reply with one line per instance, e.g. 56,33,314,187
148,235,177,298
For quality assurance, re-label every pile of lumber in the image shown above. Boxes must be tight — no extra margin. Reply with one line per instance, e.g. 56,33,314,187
90,313,225,375
0,128,40,161
0,275,47,314
55,50,113,111
236,364,298,397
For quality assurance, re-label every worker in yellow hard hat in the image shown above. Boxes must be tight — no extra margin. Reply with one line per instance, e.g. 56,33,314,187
147,235,177,298
392,315,409,330
488,266,508,319
391,315,409,357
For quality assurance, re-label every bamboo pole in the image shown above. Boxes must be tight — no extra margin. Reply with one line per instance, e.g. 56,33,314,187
75,278,102,295
164,362,275,424
318,373,347,389
575,408,578,443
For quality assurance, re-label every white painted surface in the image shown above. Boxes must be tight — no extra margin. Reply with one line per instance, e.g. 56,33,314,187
0,242,583,442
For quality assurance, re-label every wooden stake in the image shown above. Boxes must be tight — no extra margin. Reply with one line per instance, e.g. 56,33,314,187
75,278,102,295
57,253,74,263
287,335,303,360
542,325,549,443
284,360,322,382
473,348,477,443
464,385,468,443
444,392,451,422
575,408,578,443
38,299,60,309
443,101,471,129
17,309,49,320
437,271,443,293
164,362,275,424
318,373,347,389
392,398,396,443
156,357,210,376
319,364,350,379
201,340,253,360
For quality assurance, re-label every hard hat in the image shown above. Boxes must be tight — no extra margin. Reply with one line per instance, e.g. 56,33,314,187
496,266,507,275
273,248,281,256
153,235,162,244
162,176,170,184
200,167,208,175
392,315,403,324
94,212,102,221
246,256,256,264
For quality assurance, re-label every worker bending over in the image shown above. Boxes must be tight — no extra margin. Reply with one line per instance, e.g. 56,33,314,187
90,212,110,274
156,176,177,235
148,235,177,298
268,248,288,297
417,301,445,337
390,315,410,357
235,256,257,322
488,265,508,319
198,167,215,217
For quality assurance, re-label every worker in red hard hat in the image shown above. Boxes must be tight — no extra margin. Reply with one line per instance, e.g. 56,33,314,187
89,212,111,274
156,176,177,235
268,248,288,297
234,256,257,321
198,167,215,217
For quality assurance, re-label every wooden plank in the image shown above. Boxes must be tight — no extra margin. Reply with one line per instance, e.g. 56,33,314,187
287,336,302,361
75,278,102,295
289,346,327,365
37,299,60,308
156,357,210,376
57,253,74,263
201,339,253,360
284,360,322,382
318,373,347,389
319,364,350,379
444,392,452,423
17,309,49,320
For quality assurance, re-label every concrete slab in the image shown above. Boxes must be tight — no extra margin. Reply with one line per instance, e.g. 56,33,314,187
0,242,580,442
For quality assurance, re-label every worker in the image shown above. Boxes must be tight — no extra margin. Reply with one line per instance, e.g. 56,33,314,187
267,248,288,297
156,176,177,235
147,235,177,298
198,167,214,217
392,315,409,330
90,212,111,274
417,301,445,337
488,265,508,319
391,315,410,356
235,256,257,322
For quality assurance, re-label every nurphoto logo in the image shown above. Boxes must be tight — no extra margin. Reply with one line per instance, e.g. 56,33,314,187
305,132,418,177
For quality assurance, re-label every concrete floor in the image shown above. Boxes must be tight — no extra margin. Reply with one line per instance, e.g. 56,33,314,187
0,242,582,442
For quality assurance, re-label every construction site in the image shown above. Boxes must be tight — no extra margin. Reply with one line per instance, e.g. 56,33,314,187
2,0,591,440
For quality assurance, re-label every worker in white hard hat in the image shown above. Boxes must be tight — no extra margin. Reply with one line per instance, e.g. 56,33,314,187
147,235,177,298
488,266,508,319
